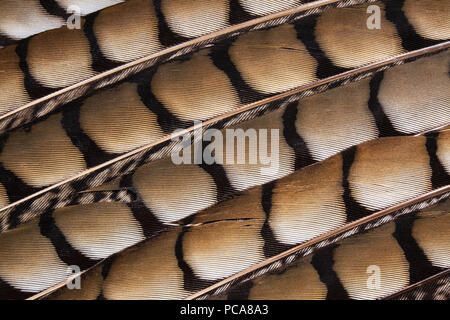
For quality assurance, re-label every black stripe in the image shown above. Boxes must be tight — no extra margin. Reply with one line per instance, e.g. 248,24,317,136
39,0,69,19
16,39,58,99
0,161,39,205
6,204,30,231
137,74,190,134
83,13,123,72
260,182,292,257
382,0,440,52
121,158,203,238
0,277,32,300
0,33,16,47
176,227,216,292
153,0,190,47
121,159,172,239
96,256,116,300
341,146,373,222
282,102,315,171
71,189,138,206
126,201,165,240
229,0,257,24
294,15,348,79
367,72,403,137
425,132,450,189
195,124,239,202
393,216,443,284
311,245,350,300
0,134,41,227
101,257,115,279
119,172,135,190
61,101,116,167
96,292,106,300
94,190,107,203
210,39,267,104
39,211,99,270
199,163,239,203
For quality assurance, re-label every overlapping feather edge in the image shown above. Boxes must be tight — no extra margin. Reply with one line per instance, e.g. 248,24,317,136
0,0,378,134
0,0,448,300
0,0,123,49
25,128,450,300
383,269,450,300
188,189,450,300
0,43,447,235
0,48,446,299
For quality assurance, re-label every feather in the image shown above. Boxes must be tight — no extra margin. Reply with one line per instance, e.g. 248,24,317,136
202,199,450,300
0,0,447,134
32,132,450,300
0,51,448,300
0,4,448,232
384,270,450,300
0,124,448,298
0,0,124,47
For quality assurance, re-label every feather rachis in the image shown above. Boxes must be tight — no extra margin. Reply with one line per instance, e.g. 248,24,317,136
2,128,449,300
0,35,448,232
0,0,448,301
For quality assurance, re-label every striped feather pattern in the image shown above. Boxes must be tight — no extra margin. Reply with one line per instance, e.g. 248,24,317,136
0,0,448,301
0,50,447,230
0,0,124,47
0,0,380,118
0,50,449,299
0,0,447,133
36,132,450,300
208,199,450,300
2,129,447,299
385,270,450,300
0,5,449,232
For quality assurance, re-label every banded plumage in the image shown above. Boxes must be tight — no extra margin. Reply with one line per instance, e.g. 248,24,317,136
0,1,124,47
1,126,448,299
0,0,449,233
0,0,448,300
385,270,450,300
0,0,381,127
208,199,450,300
36,132,450,300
